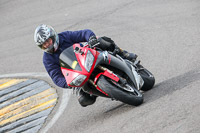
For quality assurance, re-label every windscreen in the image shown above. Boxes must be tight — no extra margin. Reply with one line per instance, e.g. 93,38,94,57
59,46,82,71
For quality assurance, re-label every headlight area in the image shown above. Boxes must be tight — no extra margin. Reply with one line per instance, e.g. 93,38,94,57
70,74,87,86
85,50,94,72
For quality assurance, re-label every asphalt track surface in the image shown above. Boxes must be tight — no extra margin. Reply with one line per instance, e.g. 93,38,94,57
0,0,200,133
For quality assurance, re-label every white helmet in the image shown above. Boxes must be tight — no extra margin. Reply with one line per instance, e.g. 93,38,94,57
34,24,59,53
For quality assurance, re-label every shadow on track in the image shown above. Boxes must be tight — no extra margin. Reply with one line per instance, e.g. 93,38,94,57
144,68,200,103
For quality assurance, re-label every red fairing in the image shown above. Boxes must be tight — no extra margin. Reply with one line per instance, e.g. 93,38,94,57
94,70,119,84
108,54,111,64
61,68,80,86
61,44,100,87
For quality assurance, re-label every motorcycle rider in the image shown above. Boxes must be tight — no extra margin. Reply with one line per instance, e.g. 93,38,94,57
34,24,137,107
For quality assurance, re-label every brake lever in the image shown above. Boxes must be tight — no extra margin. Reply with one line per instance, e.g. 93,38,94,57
91,42,100,48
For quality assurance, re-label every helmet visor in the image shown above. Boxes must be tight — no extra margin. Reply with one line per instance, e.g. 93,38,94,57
40,38,53,49
38,41,54,53
44,44,54,53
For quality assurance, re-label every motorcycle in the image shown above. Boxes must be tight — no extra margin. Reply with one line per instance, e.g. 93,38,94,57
59,41,155,106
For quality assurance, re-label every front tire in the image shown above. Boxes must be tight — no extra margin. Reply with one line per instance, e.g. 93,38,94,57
97,76,143,106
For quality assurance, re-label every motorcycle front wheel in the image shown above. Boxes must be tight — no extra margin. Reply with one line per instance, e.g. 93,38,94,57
97,76,143,106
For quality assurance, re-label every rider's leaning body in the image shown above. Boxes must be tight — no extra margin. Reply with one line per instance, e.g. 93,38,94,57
34,24,137,107
43,30,96,88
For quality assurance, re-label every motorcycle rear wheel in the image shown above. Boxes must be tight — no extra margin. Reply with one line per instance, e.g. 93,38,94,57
137,67,155,91
97,76,143,106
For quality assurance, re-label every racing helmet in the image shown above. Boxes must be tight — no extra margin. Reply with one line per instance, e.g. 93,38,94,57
34,24,59,54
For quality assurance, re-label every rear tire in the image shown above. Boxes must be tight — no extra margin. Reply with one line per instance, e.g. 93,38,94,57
97,76,143,106
138,67,155,91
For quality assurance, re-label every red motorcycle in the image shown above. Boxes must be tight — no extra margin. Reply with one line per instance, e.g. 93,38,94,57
59,42,155,106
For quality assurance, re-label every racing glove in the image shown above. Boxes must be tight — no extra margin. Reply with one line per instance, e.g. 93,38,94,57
88,36,99,48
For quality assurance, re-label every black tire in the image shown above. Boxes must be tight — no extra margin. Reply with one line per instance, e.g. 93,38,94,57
96,76,143,106
138,68,155,91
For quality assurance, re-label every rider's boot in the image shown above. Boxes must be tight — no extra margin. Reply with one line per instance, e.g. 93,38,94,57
74,87,97,107
117,47,138,63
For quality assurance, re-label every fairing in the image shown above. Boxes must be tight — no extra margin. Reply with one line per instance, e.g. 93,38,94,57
60,43,137,89
59,44,99,87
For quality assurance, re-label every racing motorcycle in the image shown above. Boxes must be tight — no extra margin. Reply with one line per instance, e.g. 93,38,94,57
59,41,155,106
